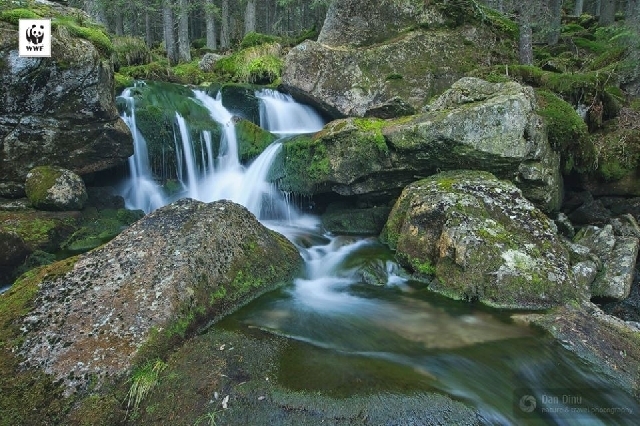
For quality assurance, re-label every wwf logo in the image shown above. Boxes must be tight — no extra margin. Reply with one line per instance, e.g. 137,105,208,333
19,19,51,57
26,24,45,45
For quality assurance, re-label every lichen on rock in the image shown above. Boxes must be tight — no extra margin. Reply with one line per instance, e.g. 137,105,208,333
15,199,301,395
25,166,88,211
381,170,584,309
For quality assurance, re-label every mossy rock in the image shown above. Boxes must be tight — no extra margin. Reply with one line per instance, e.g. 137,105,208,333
381,170,583,309
234,117,278,161
25,166,88,211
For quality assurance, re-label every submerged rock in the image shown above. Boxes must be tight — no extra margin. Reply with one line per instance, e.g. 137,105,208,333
275,78,562,213
381,170,582,309
25,166,88,211
14,199,301,394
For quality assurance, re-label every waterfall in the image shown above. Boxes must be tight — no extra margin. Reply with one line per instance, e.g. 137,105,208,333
118,88,165,213
256,89,325,135
117,86,325,220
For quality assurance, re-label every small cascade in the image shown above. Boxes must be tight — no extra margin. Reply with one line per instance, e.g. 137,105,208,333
256,89,325,135
118,88,165,212
117,85,325,219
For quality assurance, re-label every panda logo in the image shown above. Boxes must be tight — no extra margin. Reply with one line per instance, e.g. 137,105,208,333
26,24,45,45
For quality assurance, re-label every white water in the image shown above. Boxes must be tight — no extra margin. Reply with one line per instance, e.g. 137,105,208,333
256,89,325,135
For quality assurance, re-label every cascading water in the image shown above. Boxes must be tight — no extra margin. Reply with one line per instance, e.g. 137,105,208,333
118,84,639,425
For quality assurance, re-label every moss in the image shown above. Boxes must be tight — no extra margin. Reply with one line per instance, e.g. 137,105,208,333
0,257,78,426
114,72,133,93
352,118,389,152
52,16,113,57
534,89,592,173
215,43,283,85
0,8,41,24
234,118,277,161
25,166,62,208
410,258,436,276
276,134,331,195
240,31,282,49
112,36,151,70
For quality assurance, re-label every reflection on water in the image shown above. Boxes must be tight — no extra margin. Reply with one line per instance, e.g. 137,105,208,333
220,223,639,425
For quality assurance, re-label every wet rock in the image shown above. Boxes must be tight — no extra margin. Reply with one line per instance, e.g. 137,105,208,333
321,205,391,235
380,170,582,309
16,199,302,394
85,187,125,210
25,166,88,211
514,302,640,396
0,229,30,283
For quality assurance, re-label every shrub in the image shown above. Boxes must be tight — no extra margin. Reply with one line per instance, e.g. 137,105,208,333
112,36,151,70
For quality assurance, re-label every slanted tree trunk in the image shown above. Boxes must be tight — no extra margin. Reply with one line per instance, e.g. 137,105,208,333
163,0,179,65
205,0,217,50
177,0,191,62
220,0,230,49
548,0,562,45
245,0,257,35
599,0,616,25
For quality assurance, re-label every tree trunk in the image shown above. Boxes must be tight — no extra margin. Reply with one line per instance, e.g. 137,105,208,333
145,8,153,47
220,0,230,49
548,0,562,45
245,0,257,35
573,0,585,15
517,5,533,65
599,0,616,25
115,11,124,36
84,0,106,25
205,0,217,50
177,0,191,62
163,0,179,65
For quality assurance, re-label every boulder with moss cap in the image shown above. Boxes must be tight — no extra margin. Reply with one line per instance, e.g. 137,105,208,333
24,166,88,211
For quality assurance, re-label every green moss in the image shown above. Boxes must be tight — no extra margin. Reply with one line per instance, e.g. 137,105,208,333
410,258,436,276
25,166,62,208
240,31,281,49
52,16,113,57
534,89,592,173
0,8,41,24
112,36,151,70
386,73,403,80
276,134,331,195
215,43,283,84
353,118,389,152
234,118,277,161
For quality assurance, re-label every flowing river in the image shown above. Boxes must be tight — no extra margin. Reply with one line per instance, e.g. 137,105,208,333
117,84,639,425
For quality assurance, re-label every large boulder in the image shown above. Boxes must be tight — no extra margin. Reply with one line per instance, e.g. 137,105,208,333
15,199,301,394
0,10,132,198
281,0,516,118
25,166,88,211
380,170,583,309
274,78,562,213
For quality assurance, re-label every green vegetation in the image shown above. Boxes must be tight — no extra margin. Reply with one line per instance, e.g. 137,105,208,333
52,15,113,56
112,36,151,70
0,8,40,24
240,31,282,49
535,89,592,173
278,134,331,195
126,359,168,412
215,43,283,84
234,118,277,161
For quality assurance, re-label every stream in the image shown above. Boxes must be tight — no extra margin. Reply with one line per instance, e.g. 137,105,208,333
117,83,639,425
